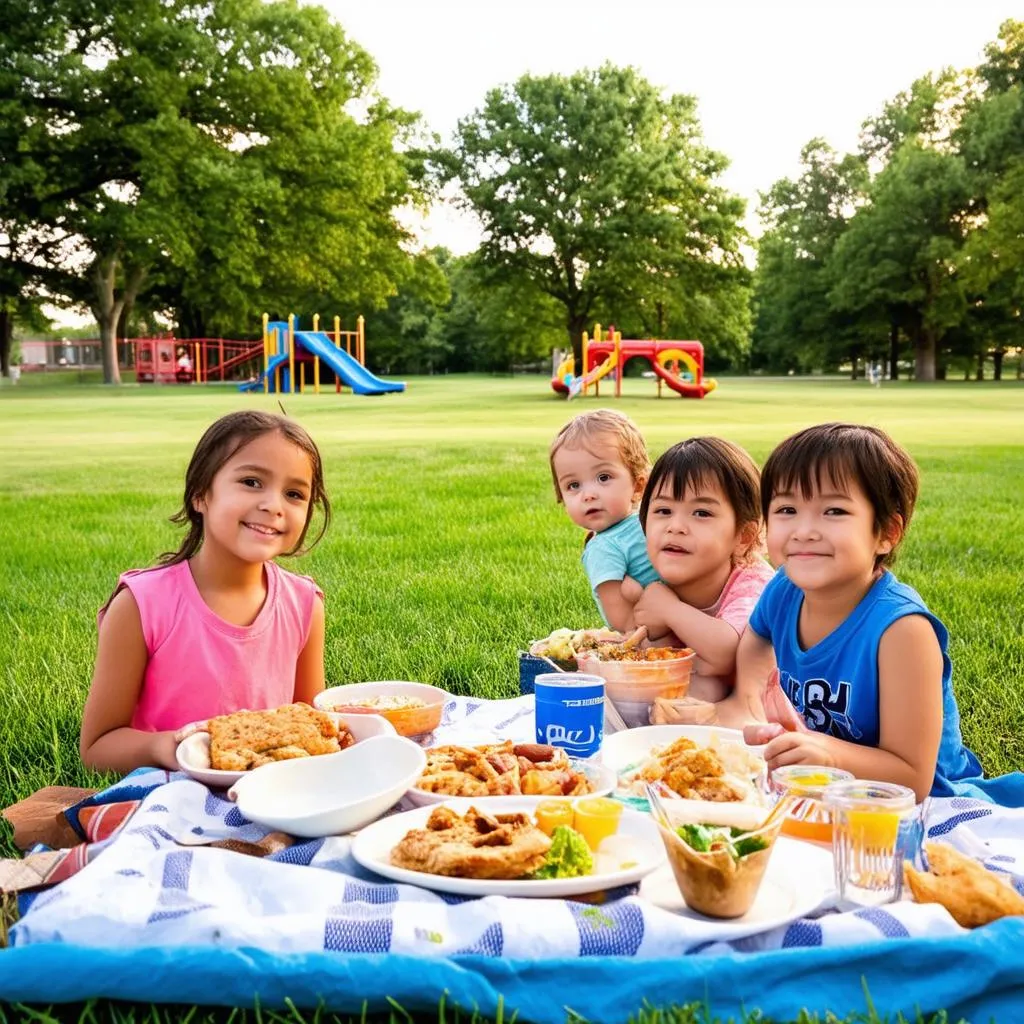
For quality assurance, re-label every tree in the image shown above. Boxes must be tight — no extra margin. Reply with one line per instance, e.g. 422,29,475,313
751,141,869,375
440,64,750,368
829,144,970,381
2,0,423,382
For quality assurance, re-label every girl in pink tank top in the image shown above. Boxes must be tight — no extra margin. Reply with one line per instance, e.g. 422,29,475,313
80,411,332,773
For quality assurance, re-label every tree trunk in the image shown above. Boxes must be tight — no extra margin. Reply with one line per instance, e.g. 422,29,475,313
567,311,588,376
914,327,937,382
888,321,899,381
993,349,1004,381
975,351,985,381
0,309,11,377
92,256,147,385
850,354,859,381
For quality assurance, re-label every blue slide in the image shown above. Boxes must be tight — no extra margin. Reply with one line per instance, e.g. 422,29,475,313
238,331,405,395
238,352,287,392
293,331,405,395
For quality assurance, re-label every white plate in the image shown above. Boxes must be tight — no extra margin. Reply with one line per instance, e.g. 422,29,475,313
640,835,833,942
227,735,426,838
405,759,617,807
351,796,665,898
175,712,396,788
601,724,767,808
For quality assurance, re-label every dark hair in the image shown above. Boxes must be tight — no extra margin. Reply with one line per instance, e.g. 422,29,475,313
639,436,763,564
759,422,918,568
159,411,331,566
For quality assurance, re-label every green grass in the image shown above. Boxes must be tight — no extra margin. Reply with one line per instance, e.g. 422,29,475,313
0,374,1021,1023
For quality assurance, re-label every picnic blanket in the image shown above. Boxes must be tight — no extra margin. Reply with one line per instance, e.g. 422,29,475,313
4,695,1024,1021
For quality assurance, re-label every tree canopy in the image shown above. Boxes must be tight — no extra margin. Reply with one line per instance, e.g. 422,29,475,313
439,64,751,368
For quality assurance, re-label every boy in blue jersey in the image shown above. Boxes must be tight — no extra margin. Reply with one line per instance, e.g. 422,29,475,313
716,422,1010,803
550,410,658,631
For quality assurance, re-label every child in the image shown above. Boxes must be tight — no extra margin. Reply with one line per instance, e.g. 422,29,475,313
80,410,331,773
632,437,773,704
549,409,658,631
718,422,994,803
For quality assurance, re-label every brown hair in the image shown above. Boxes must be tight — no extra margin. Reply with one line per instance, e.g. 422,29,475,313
159,411,331,566
639,437,763,564
549,409,650,503
759,422,918,568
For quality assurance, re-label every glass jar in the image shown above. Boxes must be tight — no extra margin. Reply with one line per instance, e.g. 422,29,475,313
825,780,919,907
770,765,854,845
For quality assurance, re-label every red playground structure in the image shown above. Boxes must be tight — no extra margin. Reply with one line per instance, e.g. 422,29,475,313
135,337,263,384
552,325,717,399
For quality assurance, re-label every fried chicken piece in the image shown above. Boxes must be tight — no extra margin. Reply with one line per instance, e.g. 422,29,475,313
639,737,699,783
208,703,342,771
904,841,1024,928
680,776,747,802
391,805,552,879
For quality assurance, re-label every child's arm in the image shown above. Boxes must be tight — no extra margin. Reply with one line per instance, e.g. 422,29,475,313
79,589,180,773
633,582,743,674
762,615,944,801
292,595,326,705
594,580,640,633
713,625,776,727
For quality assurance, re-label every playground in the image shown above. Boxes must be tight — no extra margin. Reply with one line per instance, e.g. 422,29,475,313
552,324,717,399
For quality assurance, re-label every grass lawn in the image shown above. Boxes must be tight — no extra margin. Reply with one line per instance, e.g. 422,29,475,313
0,373,1022,1023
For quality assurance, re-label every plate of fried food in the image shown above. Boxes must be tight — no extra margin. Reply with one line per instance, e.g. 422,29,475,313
602,725,767,808
351,796,664,898
175,702,396,788
406,741,616,806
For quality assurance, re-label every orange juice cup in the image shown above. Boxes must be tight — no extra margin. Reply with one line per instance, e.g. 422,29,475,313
770,765,854,845
825,780,918,908
535,799,575,836
573,797,623,851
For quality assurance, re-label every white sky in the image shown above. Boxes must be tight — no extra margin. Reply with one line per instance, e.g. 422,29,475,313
320,0,1014,253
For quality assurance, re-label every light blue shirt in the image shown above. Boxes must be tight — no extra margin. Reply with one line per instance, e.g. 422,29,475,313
580,514,659,626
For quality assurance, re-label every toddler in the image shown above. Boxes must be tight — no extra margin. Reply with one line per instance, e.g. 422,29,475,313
550,409,658,631
80,410,331,773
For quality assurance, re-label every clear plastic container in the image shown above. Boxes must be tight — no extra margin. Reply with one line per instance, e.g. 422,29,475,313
575,649,693,728
770,765,854,845
825,780,918,907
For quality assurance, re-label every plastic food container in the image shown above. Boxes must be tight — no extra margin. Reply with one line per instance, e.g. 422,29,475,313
314,681,447,738
770,765,854,845
575,649,694,728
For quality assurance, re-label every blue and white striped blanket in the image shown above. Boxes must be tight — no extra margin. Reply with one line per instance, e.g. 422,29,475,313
11,696,1024,959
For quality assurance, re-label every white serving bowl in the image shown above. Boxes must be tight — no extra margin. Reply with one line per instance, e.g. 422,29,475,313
226,734,427,838
175,711,395,789
314,681,448,737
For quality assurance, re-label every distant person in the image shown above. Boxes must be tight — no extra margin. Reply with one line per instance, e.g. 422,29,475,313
9,363,21,385
80,411,331,773
175,347,193,383
549,409,658,631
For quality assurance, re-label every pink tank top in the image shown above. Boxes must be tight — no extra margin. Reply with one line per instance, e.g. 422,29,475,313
99,560,323,732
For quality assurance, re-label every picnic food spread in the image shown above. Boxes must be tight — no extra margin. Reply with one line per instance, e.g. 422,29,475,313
207,703,353,771
622,735,764,802
416,741,593,797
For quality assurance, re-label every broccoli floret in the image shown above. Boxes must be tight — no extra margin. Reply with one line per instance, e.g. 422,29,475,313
531,825,594,879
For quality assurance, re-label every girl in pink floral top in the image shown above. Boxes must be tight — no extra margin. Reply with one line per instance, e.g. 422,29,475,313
630,437,772,704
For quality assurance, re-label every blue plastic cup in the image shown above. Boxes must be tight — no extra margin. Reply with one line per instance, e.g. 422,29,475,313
534,673,605,759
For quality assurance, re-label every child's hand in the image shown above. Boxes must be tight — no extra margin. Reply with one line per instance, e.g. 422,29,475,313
763,730,837,772
632,582,678,641
620,576,644,604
